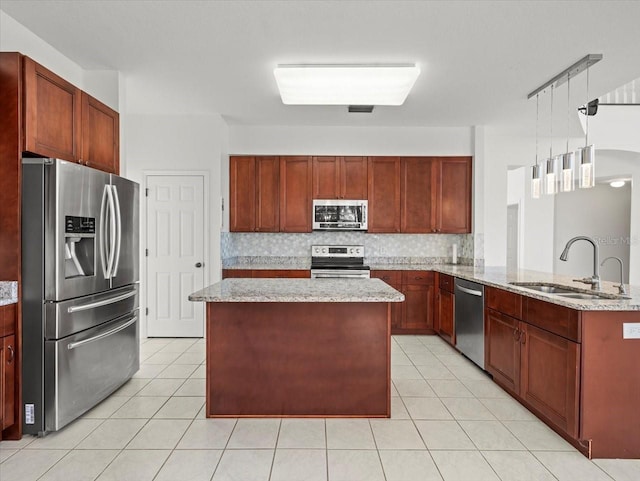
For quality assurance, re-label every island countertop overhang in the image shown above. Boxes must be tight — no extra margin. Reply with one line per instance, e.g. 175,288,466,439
189,278,405,303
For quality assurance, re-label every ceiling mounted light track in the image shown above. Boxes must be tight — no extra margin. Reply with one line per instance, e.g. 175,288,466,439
527,54,602,100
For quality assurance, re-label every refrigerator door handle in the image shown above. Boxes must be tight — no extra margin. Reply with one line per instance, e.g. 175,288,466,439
66,289,137,313
67,316,137,350
111,185,122,277
99,185,110,279
105,185,117,278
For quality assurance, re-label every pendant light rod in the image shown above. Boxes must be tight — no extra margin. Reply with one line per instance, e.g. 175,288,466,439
527,54,602,99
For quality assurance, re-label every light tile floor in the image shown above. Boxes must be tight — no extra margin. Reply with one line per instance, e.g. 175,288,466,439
1,335,638,480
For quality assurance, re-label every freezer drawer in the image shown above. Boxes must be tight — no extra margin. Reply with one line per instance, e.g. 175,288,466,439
44,312,139,432
44,285,138,339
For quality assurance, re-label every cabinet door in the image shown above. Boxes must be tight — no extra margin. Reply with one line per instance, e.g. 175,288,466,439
256,156,280,232
230,156,256,232
370,271,402,330
312,156,339,199
341,156,368,199
485,309,520,394
280,156,312,232
435,157,472,233
401,157,436,233
23,57,82,161
1,335,16,429
81,92,119,173
402,284,434,331
520,323,580,438
367,157,401,233
437,289,455,344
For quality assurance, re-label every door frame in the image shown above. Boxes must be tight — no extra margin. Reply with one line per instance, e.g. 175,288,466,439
506,202,522,271
141,170,210,339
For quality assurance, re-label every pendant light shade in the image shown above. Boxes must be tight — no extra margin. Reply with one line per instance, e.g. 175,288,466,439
531,164,542,198
545,156,560,195
560,152,575,192
579,145,596,188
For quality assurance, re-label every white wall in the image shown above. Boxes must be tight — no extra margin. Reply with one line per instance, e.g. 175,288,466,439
553,183,631,283
229,126,473,156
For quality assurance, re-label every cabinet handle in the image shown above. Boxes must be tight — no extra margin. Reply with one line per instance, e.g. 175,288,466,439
513,328,520,340
7,345,14,363
520,331,526,344
415,276,423,280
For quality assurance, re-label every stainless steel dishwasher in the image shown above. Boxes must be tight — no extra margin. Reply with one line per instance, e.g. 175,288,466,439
454,278,485,369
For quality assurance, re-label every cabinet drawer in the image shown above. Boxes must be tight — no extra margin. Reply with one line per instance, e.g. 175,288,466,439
402,271,434,285
252,270,310,278
222,269,253,279
486,287,523,319
439,274,454,292
0,304,16,337
370,270,401,287
524,298,581,343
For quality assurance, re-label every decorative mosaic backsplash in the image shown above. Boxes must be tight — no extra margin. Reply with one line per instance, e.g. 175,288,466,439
222,232,481,266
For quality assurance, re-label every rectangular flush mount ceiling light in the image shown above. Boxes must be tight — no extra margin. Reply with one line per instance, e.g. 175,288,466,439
273,64,420,105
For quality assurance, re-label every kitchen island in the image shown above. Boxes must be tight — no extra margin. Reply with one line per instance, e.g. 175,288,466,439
189,278,404,418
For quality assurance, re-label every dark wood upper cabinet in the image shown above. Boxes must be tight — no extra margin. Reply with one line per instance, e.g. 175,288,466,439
230,156,257,232
255,156,280,232
401,157,436,233
23,56,82,161
230,156,280,232
313,156,367,200
435,156,472,233
80,92,119,174
280,156,312,232
367,157,401,233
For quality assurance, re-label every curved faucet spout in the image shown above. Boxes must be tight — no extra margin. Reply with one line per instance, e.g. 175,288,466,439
559,236,600,289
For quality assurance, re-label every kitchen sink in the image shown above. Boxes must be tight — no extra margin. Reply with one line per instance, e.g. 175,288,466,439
509,282,626,300
509,283,576,294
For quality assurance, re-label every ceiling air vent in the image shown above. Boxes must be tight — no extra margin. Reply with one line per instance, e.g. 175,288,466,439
348,105,374,113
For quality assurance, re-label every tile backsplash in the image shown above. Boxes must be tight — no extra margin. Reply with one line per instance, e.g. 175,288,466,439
222,232,480,265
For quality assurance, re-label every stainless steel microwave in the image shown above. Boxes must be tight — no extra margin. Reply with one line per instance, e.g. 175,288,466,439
312,199,368,231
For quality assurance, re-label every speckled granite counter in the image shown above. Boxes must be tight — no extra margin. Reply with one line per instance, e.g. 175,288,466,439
429,265,640,311
189,278,404,303
0,281,18,306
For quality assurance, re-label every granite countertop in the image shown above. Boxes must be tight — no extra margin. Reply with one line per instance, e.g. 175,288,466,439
0,281,18,306
189,278,405,303
432,265,640,311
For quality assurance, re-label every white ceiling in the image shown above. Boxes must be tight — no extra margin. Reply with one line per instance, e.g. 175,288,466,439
2,0,640,127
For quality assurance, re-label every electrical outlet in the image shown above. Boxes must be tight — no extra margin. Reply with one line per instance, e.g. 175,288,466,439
622,323,640,339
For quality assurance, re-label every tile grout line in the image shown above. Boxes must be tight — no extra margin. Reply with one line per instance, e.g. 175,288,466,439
267,419,282,481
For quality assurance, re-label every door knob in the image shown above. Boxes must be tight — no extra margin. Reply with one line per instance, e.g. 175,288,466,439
195,262,203,268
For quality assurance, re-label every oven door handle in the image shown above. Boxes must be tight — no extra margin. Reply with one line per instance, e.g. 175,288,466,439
313,273,370,279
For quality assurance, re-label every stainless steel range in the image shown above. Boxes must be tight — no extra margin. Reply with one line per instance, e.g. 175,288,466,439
311,245,370,279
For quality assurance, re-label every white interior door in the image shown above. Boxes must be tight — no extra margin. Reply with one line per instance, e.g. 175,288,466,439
146,175,205,337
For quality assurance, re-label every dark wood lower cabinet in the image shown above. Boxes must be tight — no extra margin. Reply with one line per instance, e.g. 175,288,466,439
436,288,455,345
402,284,434,331
485,309,520,393
520,322,579,438
221,269,310,279
1,335,16,432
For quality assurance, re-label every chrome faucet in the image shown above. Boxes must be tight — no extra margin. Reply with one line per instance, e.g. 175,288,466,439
559,236,601,290
600,256,628,295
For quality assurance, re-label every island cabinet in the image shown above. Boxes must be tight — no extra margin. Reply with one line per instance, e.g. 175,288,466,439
312,156,368,200
435,273,455,345
230,156,279,232
371,270,435,334
222,269,310,279
280,156,313,232
23,56,120,174
485,287,580,439
1,304,17,437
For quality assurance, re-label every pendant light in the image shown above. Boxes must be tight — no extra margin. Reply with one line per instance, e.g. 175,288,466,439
531,94,542,198
545,85,559,195
561,72,575,192
579,63,596,188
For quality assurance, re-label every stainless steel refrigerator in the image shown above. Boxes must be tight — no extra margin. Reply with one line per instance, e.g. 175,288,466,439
22,158,140,435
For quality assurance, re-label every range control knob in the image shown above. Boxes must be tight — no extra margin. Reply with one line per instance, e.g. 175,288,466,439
322,248,327,253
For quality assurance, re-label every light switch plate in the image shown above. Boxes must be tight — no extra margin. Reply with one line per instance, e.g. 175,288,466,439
622,323,640,339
